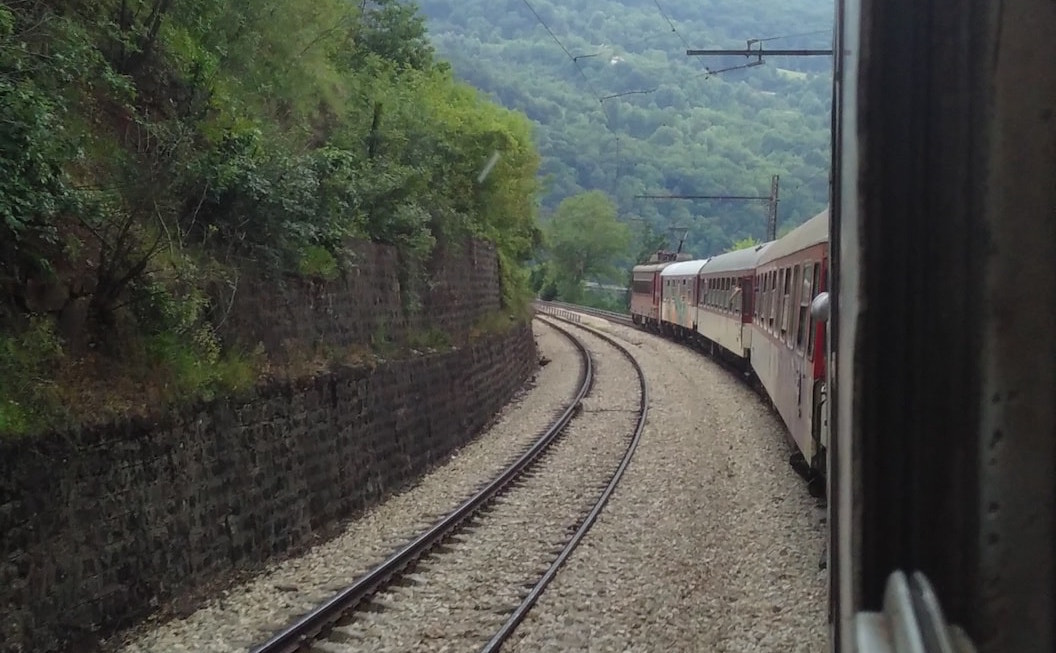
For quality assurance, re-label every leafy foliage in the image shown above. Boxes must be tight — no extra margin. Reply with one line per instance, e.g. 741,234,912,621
727,235,761,252
418,0,833,258
0,0,542,435
543,191,630,303
0,317,65,435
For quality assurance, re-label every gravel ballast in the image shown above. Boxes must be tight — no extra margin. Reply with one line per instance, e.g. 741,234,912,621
311,318,642,651
108,313,828,653
505,315,828,653
107,321,583,653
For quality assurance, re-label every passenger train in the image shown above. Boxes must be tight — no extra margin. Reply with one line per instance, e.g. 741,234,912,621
630,210,830,493
625,0,1055,648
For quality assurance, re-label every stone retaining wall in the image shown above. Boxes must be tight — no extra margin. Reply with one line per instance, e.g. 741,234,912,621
0,233,535,652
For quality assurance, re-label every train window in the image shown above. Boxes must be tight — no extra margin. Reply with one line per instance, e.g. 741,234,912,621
776,269,785,334
795,264,808,350
768,271,776,330
765,273,771,323
762,274,768,325
756,272,764,319
777,265,785,338
808,263,822,359
768,269,777,329
799,263,814,352
758,274,765,322
777,269,784,337
794,265,804,347
785,267,794,341
789,266,798,347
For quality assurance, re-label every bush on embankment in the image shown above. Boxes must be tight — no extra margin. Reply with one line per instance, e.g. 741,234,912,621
0,0,542,436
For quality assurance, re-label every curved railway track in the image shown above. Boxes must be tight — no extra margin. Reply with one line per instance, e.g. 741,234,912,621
540,300,635,327
248,317,648,653
539,300,826,498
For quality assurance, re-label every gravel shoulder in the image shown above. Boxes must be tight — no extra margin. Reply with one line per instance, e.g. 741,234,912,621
106,321,581,653
321,321,642,652
505,316,828,653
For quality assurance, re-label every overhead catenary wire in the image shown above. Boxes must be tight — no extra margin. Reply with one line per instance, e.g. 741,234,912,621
514,0,826,238
652,0,692,50
748,29,831,45
519,0,603,102
652,0,714,77
600,88,658,101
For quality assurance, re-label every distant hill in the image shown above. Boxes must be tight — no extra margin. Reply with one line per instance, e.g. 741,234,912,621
418,0,834,256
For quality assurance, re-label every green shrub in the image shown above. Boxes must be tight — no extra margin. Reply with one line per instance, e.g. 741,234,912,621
298,246,340,281
406,327,452,351
0,317,67,438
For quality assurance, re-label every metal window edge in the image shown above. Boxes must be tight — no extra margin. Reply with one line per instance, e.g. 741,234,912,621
854,571,977,653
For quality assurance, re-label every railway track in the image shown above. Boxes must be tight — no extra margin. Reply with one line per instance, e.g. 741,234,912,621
248,317,648,653
537,300,635,327
540,299,827,499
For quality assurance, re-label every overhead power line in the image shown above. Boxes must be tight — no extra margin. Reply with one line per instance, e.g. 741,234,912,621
520,0,603,102
652,0,692,50
635,175,783,240
687,47,833,57
749,29,832,44
601,88,658,101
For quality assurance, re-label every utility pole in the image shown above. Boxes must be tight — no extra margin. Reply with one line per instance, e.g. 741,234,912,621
634,174,781,240
767,174,780,241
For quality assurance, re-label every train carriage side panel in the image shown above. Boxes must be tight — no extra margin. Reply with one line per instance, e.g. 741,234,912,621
660,260,708,332
750,211,829,468
695,242,772,359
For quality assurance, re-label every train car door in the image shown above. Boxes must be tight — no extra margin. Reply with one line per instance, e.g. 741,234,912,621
739,276,753,322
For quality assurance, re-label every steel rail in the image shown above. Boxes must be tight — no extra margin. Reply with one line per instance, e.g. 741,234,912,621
479,314,650,653
250,319,594,653
536,300,635,327
539,300,825,496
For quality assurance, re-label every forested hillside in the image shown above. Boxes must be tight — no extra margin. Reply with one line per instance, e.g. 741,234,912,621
0,0,541,435
418,0,834,257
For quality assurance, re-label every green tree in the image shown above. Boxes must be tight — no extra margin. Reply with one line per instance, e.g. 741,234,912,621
416,0,833,256
545,191,630,302
726,236,761,252
0,0,545,434
633,223,671,264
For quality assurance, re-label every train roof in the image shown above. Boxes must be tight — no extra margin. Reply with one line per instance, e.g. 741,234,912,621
659,259,710,277
699,241,775,276
632,261,676,273
757,209,829,265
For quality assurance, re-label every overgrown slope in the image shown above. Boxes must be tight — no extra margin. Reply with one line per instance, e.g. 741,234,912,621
0,0,542,435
